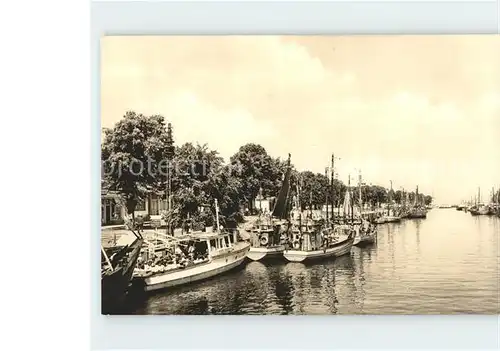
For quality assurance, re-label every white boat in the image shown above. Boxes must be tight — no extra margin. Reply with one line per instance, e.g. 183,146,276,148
132,200,251,292
375,215,401,224
246,218,286,261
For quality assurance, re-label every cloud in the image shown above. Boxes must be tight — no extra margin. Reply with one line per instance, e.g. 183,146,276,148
101,35,500,203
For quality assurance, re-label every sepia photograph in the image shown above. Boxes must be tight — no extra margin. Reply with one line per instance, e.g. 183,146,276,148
100,35,499,315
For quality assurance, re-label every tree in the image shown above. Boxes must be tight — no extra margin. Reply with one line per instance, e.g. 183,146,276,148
297,171,329,210
101,111,170,220
229,143,284,211
170,142,228,224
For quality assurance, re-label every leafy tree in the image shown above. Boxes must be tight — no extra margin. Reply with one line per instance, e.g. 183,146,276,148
101,111,170,220
229,143,284,210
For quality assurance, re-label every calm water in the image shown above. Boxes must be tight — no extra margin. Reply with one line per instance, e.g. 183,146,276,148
129,209,499,315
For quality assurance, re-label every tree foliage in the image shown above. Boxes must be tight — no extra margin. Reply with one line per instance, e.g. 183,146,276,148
101,111,434,225
101,111,170,217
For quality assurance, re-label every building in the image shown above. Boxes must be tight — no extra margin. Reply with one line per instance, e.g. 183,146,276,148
101,188,168,226
252,197,275,214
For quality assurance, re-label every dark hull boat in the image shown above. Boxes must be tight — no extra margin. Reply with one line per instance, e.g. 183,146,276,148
101,237,143,314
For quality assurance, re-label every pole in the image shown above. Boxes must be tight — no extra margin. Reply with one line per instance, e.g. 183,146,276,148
325,168,329,223
358,170,362,215
215,199,220,232
331,154,335,228
101,246,113,271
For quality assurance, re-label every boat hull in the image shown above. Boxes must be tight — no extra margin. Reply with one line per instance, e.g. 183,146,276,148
101,238,143,314
283,236,354,263
137,242,250,292
246,245,285,261
354,234,375,247
376,216,401,224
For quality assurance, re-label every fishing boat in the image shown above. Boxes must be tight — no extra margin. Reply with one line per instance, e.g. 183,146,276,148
283,220,354,263
351,171,376,247
376,181,401,224
246,154,292,261
246,216,287,261
469,205,490,216
283,159,355,263
407,186,427,219
131,199,251,292
101,225,143,314
469,188,491,216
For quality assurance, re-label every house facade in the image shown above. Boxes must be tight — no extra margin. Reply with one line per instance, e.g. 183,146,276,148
101,188,168,226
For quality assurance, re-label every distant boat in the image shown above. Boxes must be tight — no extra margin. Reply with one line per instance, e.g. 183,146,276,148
407,186,428,218
376,180,402,223
351,172,376,247
469,204,490,216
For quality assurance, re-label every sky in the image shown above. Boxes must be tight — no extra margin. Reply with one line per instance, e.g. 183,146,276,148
101,35,500,205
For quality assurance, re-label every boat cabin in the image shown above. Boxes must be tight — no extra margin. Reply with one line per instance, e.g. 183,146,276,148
134,229,239,277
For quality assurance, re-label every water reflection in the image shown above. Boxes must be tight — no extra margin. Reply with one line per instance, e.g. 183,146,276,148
130,211,499,315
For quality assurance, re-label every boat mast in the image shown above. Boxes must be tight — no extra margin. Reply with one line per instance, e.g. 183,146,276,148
297,179,302,231
358,170,362,216
215,198,220,232
388,180,393,216
165,123,175,236
350,175,354,222
330,154,335,228
309,190,313,218
325,168,329,223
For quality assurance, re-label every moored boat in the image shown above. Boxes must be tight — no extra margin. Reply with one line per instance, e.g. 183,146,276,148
246,218,286,261
131,200,250,292
407,186,428,218
283,223,354,263
375,215,401,224
101,227,143,314
351,171,376,247
245,154,292,261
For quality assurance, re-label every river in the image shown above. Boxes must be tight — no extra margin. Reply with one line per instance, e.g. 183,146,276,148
127,209,499,315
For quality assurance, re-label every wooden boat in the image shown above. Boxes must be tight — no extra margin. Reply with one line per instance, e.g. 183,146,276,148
469,204,490,216
375,215,401,224
353,222,376,247
131,200,250,292
283,171,355,263
407,186,427,218
246,218,286,261
407,207,427,218
350,172,376,247
246,154,292,261
376,180,402,224
101,228,143,314
283,222,354,263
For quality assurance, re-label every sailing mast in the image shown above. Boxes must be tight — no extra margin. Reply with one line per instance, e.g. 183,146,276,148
215,198,220,232
358,170,362,216
330,154,335,228
388,180,393,216
165,123,175,236
350,175,354,222
325,168,329,223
